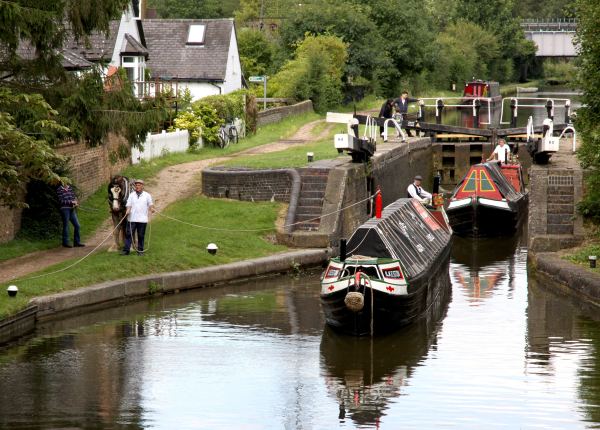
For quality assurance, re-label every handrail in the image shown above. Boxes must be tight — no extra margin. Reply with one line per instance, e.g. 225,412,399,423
499,97,571,125
418,97,493,125
382,118,407,142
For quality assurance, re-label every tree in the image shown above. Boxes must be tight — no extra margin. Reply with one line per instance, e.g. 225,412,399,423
0,0,163,207
455,0,536,82
573,0,600,221
279,1,389,84
0,88,67,207
147,0,240,18
237,28,274,77
271,34,348,112
433,21,501,88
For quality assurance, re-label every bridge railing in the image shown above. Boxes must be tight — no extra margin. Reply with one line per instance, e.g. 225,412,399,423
520,19,577,32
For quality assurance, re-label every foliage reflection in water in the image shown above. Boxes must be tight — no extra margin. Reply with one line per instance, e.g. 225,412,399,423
1,231,600,428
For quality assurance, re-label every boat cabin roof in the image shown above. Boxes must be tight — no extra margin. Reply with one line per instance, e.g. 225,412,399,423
345,199,452,279
453,162,524,202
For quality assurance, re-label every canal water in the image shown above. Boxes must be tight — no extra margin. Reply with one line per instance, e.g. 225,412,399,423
1,229,600,429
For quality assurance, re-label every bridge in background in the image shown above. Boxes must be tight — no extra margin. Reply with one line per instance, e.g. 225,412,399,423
521,19,577,57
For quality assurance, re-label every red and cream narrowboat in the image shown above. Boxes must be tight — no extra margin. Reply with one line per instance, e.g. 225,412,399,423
446,161,528,237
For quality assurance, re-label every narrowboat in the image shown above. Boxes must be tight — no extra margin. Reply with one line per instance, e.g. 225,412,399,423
320,197,452,336
460,80,502,127
320,280,450,426
446,161,528,237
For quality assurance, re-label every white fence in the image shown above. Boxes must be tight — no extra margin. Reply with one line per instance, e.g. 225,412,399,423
131,129,192,164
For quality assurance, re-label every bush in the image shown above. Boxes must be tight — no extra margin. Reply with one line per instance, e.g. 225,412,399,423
271,34,348,112
172,90,258,147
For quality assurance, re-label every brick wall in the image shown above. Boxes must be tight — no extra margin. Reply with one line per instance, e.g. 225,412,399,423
528,165,584,252
0,134,131,244
202,167,294,202
256,100,314,127
55,133,131,198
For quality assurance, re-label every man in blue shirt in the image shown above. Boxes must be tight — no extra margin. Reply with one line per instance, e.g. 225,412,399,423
56,182,84,248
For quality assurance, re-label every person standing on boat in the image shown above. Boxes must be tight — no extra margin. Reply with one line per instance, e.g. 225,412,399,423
487,138,510,164
407,175,432,204
121,179,155,256
394,90,419,137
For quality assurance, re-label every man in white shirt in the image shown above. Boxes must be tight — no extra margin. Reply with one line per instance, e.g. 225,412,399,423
121,179,155,256
487,138,510,163
407,175,432,204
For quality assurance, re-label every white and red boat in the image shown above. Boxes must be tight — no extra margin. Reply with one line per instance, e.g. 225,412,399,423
320,196,452,336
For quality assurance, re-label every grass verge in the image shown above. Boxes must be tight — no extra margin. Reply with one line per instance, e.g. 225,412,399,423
0,111,321,263
563,241,600,270
0,196,287,319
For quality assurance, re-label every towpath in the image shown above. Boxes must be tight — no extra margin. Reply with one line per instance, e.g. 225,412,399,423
0,120,335,284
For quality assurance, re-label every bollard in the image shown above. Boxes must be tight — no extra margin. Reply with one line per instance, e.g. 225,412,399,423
418,100,425,122
473,99,481,128
565,100,571,124
590,255,597,268
510,98,518,128
207,243,218,255
7,285,18,297
307,152,314,163
436,99,444,125
546,99,554,120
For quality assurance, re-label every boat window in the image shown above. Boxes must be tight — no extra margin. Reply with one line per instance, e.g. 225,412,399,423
325,267,340,279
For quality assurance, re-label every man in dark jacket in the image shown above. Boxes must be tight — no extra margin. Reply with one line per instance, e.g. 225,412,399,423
394,90,419,136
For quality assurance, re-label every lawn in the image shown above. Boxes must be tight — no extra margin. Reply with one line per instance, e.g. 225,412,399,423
0,196,287,319
563,242,600,271
0,111,321,262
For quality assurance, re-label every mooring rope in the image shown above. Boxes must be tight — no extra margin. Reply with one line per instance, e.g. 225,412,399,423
155,191,379,232
18,214,128,282
13,190,378,282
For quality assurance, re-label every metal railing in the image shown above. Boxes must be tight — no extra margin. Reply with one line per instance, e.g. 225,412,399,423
417,97,495,126
500,97,571,126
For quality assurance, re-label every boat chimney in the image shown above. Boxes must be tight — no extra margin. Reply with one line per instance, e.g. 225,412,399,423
432,175,441,195
339,239,347,262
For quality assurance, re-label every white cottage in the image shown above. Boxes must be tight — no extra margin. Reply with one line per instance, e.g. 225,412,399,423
142,19,243,100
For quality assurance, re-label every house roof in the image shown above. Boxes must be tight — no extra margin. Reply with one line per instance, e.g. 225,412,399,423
60,49,95,70
122,33,149,58
142,19,234,82
63,20,121,63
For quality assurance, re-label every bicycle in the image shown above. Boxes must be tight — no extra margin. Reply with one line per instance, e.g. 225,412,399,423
217,122,238,148
218,124,230,148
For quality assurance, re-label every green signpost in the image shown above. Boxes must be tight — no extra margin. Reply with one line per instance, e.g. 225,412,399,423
249,76,268,109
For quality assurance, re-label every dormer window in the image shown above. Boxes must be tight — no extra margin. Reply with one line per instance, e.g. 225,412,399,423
187,25,205,45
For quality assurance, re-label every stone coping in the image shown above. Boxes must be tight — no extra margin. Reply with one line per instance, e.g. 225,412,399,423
0,248,330,344
530,251,600,307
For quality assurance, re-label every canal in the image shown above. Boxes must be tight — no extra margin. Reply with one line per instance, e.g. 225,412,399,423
1,228,600,429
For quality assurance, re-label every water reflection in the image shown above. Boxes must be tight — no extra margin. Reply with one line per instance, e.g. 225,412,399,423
451,229,526,303
527,272,600,427
320,281,451,427
3,234,600,428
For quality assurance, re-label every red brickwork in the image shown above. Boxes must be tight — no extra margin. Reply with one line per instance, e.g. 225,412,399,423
0,134,131,243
